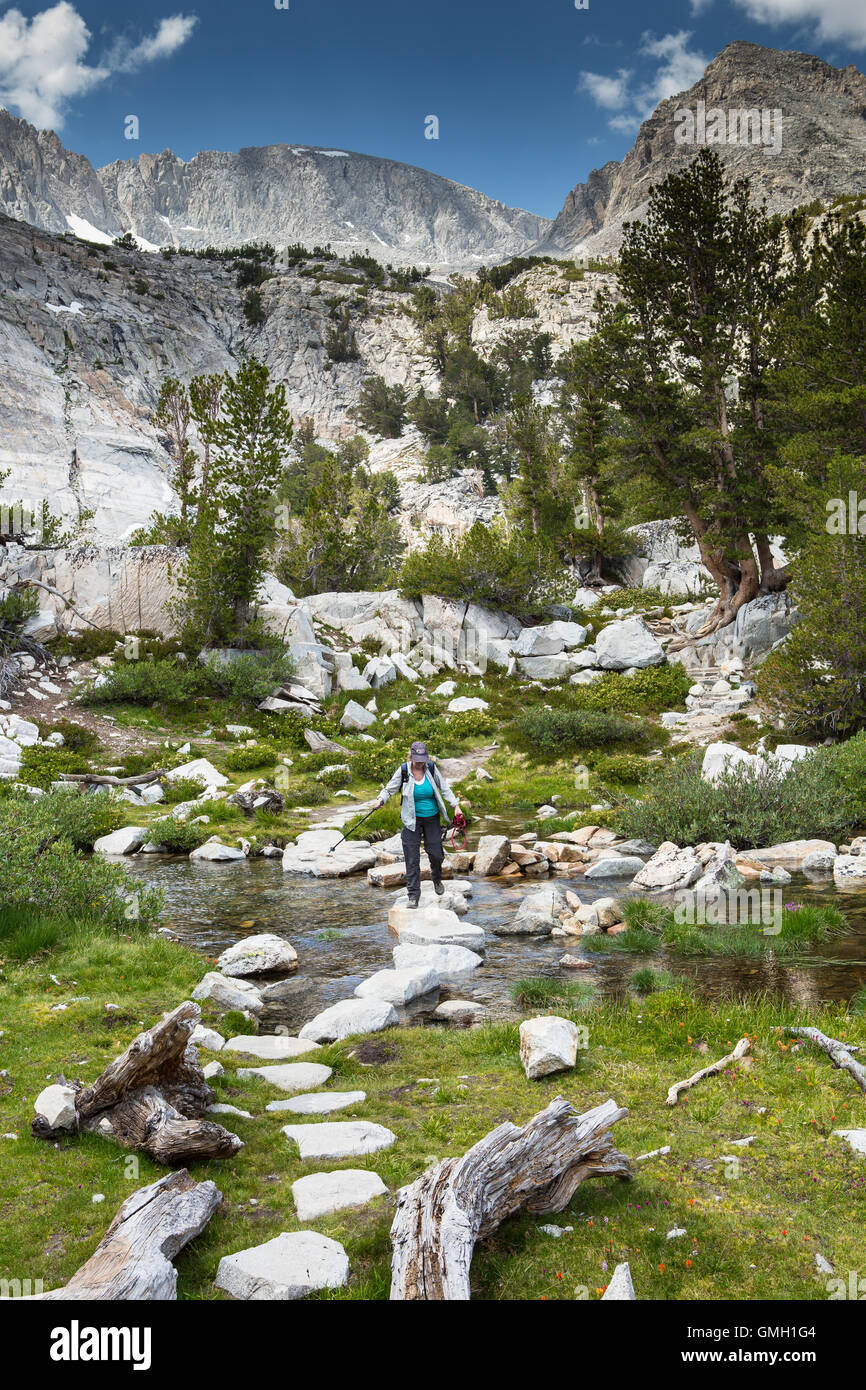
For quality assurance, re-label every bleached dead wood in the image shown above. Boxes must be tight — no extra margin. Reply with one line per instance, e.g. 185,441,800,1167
38,1170,222,1300
665,1036,751,1106
389,1096,630,1301
786,1026,866,1093
58,769,167,787
32,1001,243,1164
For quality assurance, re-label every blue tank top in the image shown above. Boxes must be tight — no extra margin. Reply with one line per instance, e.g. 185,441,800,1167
412,772,439,819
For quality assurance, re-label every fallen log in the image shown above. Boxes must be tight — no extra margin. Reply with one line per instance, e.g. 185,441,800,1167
665,1036,751,1107
389,1096,630,1301
38,1170,222,1300
785,1026,866,1093
57,769,167,788
32,1001,243,1164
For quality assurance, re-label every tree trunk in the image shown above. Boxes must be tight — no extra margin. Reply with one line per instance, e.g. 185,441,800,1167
33,1001,243,1165
389,1096,631,1300
37,1170,222,1300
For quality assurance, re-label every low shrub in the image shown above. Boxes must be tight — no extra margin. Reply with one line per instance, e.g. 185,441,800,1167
0,791,161,927
148,816,211,853
200,650,295,703
161,777,204,805
589,752,650,785
565,665,691,714
511,707,645,756
37,719,100,757
222,743,280,773
616,749,860,848
81,658,209,706
19,746,90,790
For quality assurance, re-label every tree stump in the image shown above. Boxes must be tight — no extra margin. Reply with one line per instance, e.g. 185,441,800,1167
390,1096,631,1300
32,1001,243,1164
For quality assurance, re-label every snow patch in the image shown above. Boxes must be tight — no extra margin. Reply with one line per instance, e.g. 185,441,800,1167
318,150,349,157
45,300,85,316
65,214,113,246
133,234,162,253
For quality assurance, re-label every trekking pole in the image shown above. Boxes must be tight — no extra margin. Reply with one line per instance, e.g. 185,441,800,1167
327,803,380,853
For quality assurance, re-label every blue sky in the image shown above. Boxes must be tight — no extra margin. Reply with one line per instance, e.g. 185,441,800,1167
1,0,864,218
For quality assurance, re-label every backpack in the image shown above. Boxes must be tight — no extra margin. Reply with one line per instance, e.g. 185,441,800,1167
400,760,437,786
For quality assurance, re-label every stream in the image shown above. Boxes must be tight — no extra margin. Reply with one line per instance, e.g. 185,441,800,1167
123,828,866,1034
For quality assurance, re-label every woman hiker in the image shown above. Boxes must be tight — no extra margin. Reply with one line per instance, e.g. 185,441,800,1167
374,741,463,908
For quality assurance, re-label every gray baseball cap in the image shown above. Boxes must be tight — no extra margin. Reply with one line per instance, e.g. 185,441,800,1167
409,741,429,763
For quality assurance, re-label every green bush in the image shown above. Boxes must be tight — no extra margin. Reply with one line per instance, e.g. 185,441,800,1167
511,707,645,756
222,743,280,772
566,666,691,714
589,752,650,785
350,743,401,783
317,764,352,788
36,719,100,757
200,650,295,703
19,747,90,790
399,521,566,621
0,791,161,927
161,777,204,805
825,731,866,809
51,628,123,660
616,749,861,849
148,816,210,853
81,658,208,706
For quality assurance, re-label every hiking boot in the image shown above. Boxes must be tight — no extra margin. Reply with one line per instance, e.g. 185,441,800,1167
433,880,445,896
407,896,420,909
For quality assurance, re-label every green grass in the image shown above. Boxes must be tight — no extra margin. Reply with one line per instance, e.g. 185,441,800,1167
3,928,866,1302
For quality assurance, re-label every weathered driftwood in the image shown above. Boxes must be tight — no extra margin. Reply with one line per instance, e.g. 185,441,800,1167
38,1170,222,1300
57,769,167,787
665,1036,751,1107
786,1026,866,1093
33,1001,243,1164
389,1096,631,1301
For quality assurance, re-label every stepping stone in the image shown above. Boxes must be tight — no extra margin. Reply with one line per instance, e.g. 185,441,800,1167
393,918,486,952
432,999,489,1026
299,998,398,1044
354,967,438,1005
222,1035,320,1060
292,1170,388,1221
392,943,482,975
218,933,298,978
281,1120,397,1160
215,1231,349,1300
192,972,264,1015
267,1091,367,1115
236,1062,333,1092
207,1103,253,1119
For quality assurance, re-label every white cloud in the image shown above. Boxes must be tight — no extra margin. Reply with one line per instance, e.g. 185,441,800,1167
731,0,866,48
0,4,197,129
578,69,633,110
109,15,199,73
579,30,709,136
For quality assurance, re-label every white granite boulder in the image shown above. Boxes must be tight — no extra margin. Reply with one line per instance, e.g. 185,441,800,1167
191,972,264,1014
218,934,298,977
34,1084,78,1132
222,1035,319,1060
595,618,665,670
473,834,511,876
495,887,567,937
392,942,483,975
236,1061,333,1092
94,826,147,856
630,842,703,893
519,1016,580,1080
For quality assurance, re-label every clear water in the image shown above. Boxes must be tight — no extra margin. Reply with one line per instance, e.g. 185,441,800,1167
122,837,866,1033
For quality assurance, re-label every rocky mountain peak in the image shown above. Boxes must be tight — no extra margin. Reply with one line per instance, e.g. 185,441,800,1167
537,41,866,258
